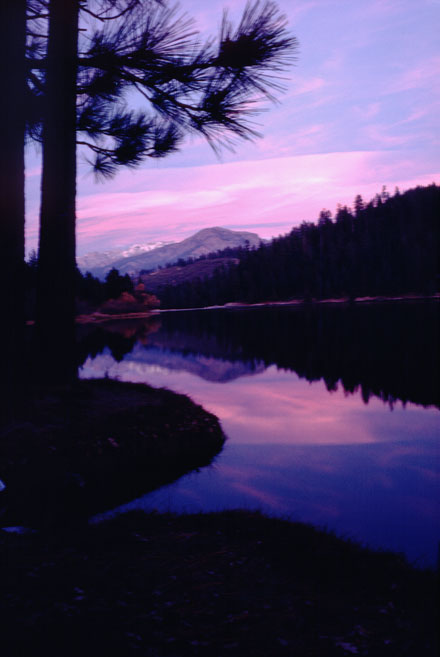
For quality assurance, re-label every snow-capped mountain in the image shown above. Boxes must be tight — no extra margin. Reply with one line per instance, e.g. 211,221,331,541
80,227,263,279
77,241,174,274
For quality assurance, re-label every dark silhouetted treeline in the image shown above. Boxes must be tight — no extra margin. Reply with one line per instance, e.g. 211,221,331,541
157,185,439,308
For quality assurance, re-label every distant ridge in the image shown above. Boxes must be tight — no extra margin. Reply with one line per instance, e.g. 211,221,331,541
80,227,263,279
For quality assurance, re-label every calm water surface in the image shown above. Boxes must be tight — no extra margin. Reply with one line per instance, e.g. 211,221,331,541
79,303,439,565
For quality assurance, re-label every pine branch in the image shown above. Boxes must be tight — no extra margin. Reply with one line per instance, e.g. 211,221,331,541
80,0,144,23
27,0,298,170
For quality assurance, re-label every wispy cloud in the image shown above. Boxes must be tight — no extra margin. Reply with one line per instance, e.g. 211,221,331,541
323,50,344,72
357,0,404,19
252,123,329,158
354,103,382,120
363,124,416,147
62,150,439,253
389,56,440,93
397,109,429,125
292,77,326,95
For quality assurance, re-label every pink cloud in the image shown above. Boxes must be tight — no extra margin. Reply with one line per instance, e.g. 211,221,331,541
357,0,403,18
389,56,440,94
363,124,417,147
292,77,326,95
73,152,438,250
354,102,381,120
230,482,290,511
397,109,429,124
323,51,344,72
26,149,440,254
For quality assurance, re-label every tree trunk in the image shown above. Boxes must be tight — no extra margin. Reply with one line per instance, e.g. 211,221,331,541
0,0,26,421
36,0,80,384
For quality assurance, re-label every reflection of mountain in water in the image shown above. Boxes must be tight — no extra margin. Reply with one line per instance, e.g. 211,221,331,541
78,301,439,408
127,344,265,383
77,322,265,383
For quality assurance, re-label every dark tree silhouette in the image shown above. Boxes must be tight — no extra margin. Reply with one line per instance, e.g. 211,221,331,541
0,0,27,418
28,0,297,382
105,267,134,299
35,0,80,382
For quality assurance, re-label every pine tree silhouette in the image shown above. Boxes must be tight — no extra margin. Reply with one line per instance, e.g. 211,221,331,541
26,0,297,382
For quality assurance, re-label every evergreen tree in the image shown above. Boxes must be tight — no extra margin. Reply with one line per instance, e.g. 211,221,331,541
35,0,80,382
105,268,134,299
28,0,297,382
353,195,364,217
0,0,27,417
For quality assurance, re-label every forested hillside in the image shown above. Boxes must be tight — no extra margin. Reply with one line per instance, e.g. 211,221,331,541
157,184,439,309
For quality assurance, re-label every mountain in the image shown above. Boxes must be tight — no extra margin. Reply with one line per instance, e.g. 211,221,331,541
82,227,263,279
77,241,174,274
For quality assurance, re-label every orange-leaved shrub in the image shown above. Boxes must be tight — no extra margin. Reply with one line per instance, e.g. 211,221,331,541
98,287,160,314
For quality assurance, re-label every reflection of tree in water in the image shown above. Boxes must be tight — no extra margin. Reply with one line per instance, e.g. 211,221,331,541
77,318,161,365
154,303,439,409
78,303,439,409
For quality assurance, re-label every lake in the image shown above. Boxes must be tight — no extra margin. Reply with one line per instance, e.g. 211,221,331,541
79,301,439,566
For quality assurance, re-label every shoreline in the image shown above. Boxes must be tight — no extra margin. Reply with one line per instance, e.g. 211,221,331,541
72,292,440,322
161,292,440,313
24,294,439,326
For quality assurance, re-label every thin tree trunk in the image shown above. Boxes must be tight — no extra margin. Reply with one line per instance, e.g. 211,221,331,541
0,0,26,421
36,0,80,384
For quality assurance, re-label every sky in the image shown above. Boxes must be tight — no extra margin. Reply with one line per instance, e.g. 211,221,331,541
25,0,440,256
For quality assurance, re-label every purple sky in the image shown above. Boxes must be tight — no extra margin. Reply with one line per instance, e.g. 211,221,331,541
25,0,440,255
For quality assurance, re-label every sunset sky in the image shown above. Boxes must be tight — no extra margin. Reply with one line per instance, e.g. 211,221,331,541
25,0,440,256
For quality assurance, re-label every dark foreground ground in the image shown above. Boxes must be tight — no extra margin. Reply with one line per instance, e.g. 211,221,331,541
1,510,437,657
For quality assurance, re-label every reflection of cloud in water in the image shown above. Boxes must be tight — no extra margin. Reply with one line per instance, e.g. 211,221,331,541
230,482,289,512
81,357,439,447
93,439,440,565
212,378,376,445
80,349,117,377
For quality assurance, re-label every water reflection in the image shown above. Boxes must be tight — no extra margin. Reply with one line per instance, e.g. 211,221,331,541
92,440,439,565
80,362,439,447
79,303,440,564
78,302,439,408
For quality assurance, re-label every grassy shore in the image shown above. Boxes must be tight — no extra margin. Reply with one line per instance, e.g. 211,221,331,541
1,510,437,656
